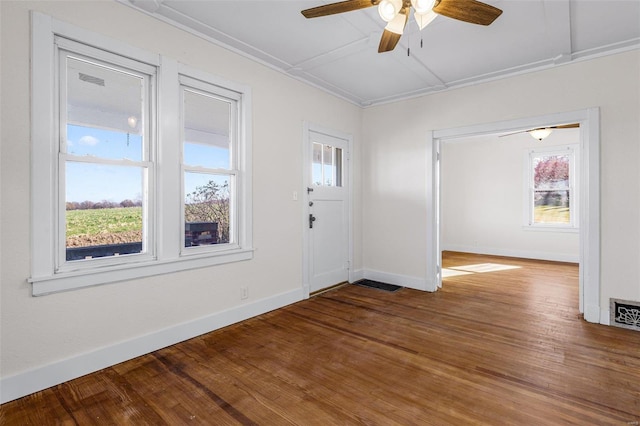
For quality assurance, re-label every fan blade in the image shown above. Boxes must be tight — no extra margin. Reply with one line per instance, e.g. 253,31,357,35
499,130,528,138
499,123,580,138
433,0,502,25
302,0,377,18
552,123,580,129
378,30,402,52
378,8,409,52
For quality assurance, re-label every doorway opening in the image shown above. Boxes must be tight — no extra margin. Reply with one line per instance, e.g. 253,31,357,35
427,108,601,323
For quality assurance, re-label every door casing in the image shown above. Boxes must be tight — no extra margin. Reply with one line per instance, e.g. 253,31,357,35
426,108,601,323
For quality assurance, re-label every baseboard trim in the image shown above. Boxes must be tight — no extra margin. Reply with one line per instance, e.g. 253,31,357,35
0,288,303,404
442,245,579,263
362,269,427,291
350,268,364,283
583,303,601,324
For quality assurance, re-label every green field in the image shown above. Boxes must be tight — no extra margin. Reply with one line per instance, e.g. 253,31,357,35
534,206,570,224
66,207,142,237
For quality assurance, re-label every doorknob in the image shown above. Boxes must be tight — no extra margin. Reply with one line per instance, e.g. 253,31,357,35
309,213,316,229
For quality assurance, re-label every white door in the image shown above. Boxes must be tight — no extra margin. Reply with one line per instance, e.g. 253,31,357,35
306,129,350,293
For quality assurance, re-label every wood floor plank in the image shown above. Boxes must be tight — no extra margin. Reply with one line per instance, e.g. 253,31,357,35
2,252,639,424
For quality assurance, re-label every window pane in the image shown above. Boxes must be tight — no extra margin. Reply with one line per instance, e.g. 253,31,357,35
533,155,569,190
184,172,231,246
65,162,145,260
312,142,322,186
335,147,343,187
66,124,142,161
534,190,570,224
183,89,231,169
66,57,144,161
532,153,571,225
323,144,333,186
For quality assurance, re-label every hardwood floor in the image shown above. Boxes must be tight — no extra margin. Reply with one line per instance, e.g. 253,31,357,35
3,252,639,425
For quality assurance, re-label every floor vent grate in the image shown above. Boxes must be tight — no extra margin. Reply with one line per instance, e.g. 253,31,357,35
610,298,640,331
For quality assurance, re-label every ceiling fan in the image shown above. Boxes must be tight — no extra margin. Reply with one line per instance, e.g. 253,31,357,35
500,124,580,141
301,0,503,53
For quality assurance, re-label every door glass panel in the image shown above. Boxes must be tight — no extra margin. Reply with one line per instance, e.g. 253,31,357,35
323,144,333,186
312,142,323,186
335,147,343,187
312,143,343,187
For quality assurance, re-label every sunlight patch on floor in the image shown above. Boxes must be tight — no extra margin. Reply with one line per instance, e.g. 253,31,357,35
442,268,474,278
443,263,522,277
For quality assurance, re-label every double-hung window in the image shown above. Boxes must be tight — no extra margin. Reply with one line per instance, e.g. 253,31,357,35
525,145,579,230
57,39,155,269
181,76,240,252
30,13,252,295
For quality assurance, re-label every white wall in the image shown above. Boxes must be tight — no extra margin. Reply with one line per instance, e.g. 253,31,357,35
2,0,639,405
362,50,640,316
441,130,580,262
0,0,362,402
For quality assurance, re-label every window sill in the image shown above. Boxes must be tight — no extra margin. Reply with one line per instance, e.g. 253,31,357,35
29,248,254,296
522,225,579,233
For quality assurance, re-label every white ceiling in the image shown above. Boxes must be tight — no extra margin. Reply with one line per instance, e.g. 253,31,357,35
123,0,640,107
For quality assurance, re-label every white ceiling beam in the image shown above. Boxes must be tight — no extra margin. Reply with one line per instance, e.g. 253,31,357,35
288,35,373,73
542,0,573,64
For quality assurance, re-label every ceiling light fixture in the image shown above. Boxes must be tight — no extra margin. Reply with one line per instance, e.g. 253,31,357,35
385,9,408,34
414,9,438,30
302,0,502,54
528,128,552,141
411,0,436,14
378,0,402,22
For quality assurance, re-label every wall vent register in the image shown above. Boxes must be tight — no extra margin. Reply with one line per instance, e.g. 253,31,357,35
610,298,640,331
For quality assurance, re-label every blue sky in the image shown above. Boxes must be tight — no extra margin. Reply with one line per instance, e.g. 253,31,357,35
66,125,229,203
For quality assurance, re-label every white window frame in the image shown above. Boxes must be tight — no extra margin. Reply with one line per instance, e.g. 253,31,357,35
55,38,157,273
523,144,579,232
179,72,247,255
29,13,253,296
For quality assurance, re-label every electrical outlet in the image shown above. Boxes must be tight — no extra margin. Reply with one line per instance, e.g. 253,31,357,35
241,286,249,300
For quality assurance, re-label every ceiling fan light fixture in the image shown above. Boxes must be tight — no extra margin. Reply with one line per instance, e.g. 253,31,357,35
529,128,553,141
411,0,436,14
378,0,402,22
415,9,437,30
385,10,407,34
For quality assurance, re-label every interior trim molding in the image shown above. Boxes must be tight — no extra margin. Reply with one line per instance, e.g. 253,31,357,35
429,107,601,324
362,268,429,292
0,288,303,404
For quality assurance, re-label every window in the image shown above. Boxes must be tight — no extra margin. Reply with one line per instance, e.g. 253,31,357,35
312,142,343,187
30,13,252,295
181,77,239,251
58,40,155,269
525,145,578,230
